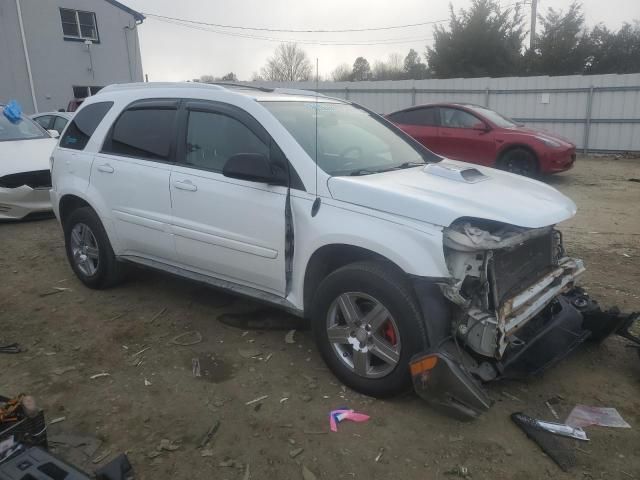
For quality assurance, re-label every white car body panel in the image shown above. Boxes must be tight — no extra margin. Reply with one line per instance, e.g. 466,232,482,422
0,137,56,220
327,159,576,229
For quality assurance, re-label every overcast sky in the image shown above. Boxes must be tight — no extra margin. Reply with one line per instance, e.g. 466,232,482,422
123,0,640,81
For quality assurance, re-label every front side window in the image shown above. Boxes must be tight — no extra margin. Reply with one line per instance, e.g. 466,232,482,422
0,114,47,142
465,105,517,128
34,115,52,130
103,107,177,161
60,101,113,150
389,107,439,127
185,111,269,172
262,101,439,176
60,9,98,41
53,116,69,134
440,108,481,129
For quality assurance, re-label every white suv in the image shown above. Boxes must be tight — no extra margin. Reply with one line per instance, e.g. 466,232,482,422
50,82,600,418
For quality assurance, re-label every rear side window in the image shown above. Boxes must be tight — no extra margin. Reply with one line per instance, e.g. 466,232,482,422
60,101,113,150
103,106,177,161
389,108,439,126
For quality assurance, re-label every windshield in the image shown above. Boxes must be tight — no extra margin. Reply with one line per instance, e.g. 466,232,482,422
261,101,440,176
465,105,517,128
0,112,48,142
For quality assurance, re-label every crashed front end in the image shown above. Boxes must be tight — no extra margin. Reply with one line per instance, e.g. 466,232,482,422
411,219,635,420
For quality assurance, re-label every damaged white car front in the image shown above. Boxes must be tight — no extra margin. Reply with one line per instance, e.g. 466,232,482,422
411,217,632,420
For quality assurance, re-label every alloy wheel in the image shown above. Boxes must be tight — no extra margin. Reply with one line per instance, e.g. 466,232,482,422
70,223,100,276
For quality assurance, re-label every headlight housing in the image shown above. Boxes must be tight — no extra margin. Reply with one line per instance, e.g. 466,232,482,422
536,136,562,148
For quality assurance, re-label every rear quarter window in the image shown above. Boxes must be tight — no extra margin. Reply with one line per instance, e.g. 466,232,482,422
60,101,113,150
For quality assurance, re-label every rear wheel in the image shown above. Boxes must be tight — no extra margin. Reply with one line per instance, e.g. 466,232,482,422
64,207,124,289
311,261,427,397
498,148,538,177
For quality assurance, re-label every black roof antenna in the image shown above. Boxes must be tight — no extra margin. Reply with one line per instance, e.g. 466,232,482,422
311,58,321,217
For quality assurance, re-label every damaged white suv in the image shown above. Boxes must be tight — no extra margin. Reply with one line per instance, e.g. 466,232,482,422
51,83,623,419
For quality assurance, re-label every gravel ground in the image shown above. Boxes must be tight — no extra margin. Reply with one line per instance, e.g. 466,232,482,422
1,155,639,479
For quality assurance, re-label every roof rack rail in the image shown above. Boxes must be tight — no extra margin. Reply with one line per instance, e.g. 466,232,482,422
100,82,225,93
203,82,274,92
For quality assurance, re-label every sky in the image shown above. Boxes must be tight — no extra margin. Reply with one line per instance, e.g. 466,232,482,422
123,0,640,81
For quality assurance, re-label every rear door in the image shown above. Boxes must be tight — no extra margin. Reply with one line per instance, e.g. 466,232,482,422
437,107,496,165
170,101,287,295
388,107,440,152
92,99,177,262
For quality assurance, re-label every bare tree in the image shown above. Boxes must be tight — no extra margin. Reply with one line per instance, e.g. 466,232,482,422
331,63,352,81
261,43,312,81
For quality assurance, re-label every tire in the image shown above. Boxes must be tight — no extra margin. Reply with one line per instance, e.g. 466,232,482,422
311,260,428,398
63,207,124,289
497,148,539,177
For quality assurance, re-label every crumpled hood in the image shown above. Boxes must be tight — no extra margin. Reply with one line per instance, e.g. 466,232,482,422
0,138,56,176
327,159,576,228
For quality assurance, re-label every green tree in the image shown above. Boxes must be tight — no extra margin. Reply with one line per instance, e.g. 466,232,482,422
585,22,640,74
352,57,371,81
526,2,590,75
426,0,525,78
404,49,429,79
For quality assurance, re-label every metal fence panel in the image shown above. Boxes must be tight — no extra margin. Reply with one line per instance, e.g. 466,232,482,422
251,73,640,152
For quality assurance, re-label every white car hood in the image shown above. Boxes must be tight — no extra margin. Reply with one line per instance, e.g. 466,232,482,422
0,138,56,176
327,159,576,228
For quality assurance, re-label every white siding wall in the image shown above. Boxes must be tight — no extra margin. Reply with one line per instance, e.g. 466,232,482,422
252,73,640,152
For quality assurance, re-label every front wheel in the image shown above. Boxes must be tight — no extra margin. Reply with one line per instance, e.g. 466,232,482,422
311,261,428,397
498,148,539,177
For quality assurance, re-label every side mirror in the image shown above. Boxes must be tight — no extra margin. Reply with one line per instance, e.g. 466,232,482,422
222,153,285,185
48,129,60,139
472,122,489,132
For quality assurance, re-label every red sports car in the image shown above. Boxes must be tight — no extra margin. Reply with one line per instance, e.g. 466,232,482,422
387,103,576,176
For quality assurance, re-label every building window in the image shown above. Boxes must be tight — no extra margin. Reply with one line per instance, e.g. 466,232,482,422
60,8,99,41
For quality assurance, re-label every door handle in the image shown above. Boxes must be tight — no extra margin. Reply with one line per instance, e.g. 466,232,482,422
173,180,197,192
97,163,114,173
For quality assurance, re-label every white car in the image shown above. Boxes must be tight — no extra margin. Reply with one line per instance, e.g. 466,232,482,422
0,107,58,220
31,111,74,136
50,83,615,418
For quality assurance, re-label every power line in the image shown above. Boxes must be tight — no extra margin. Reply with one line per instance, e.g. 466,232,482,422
143,12,448,34
151,16,440,46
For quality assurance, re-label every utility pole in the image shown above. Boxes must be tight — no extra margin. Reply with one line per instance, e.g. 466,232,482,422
530,0,538,50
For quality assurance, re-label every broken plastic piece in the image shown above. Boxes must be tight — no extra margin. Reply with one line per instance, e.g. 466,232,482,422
565,405,631,429
329,409,370,432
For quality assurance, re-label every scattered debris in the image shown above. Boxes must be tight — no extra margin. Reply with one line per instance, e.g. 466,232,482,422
0,343,23,354
218,457,236,468
245,395,268,406
243,463,251,480
90,373,111,380
238,348,262,359
52,366,76,376
264,353,273,363
144,378,152,386
330,409,370,432
302,464,318,480
198,419,221,449
95,453,133,480
280,397,289,404
445,466,470,478
289,447,304,458
158,439,180,451
108,312,127,322
200,449,214,457
628,178,640,183
39,287,70,297
92,449,113,464
192,358,201,377
148,307,167,323
131,346,151,358
285,330,296,344
565,405,631,429
622,253,631,258
169,331,202,346
375,447,385,462
49,416,66,425
545,400,560,420
501,391,522,402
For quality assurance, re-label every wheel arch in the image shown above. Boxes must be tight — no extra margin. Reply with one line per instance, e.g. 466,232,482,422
497,143,539,166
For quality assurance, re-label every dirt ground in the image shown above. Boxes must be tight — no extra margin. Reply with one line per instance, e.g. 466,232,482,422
1,155,639,480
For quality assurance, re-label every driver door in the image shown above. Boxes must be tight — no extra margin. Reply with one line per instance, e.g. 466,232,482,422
170,101,287,295
437,107,495,165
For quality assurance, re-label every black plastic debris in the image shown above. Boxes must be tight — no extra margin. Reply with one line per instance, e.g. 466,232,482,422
95,453,133,480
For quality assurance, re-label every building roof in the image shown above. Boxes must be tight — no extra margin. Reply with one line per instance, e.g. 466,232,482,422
104,0,145,23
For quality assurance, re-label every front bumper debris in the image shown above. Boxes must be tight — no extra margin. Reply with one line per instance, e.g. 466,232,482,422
411,287,639,420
